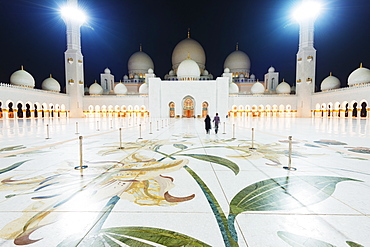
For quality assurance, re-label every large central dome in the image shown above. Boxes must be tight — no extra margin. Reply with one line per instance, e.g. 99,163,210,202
172,33,206,73
128,46,154,79
224,45,251,77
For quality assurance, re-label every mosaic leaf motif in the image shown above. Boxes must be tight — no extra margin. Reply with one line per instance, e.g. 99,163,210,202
184,166,238,247
227,176,361,242
346,241,364,247
347,147,370,154
59,228,211,247
173,143,188,150
177,154,239,175
0,145,26,152
229,176,359,213
100,227,211,247
0,160,30,174
314,140,347,145
277,231,336,247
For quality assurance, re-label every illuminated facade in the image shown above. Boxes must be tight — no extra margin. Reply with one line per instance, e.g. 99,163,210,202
0,0,369,120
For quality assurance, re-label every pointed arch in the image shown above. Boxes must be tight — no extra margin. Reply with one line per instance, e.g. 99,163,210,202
183,96,195,118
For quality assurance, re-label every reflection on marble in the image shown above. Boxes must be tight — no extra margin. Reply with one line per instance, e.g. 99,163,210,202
0,117,370,246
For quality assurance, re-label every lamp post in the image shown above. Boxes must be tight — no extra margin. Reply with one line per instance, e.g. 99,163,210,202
61,0,88,118
293,0,321,118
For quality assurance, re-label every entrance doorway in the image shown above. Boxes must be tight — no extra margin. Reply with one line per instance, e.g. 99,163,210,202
202,102,208,117
183,96,195,118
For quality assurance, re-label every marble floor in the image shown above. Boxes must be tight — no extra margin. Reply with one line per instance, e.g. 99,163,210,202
0,117,369,247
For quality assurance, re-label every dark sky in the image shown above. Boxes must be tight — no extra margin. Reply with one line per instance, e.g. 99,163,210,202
0,0,369,91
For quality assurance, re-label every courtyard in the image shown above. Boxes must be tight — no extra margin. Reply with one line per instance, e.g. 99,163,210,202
0,117,369,246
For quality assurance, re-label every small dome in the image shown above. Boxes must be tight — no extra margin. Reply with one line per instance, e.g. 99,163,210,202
134,74,139,79
321,73,341,91
229,83,239,94
172,37,206,72
251,81,265,94
84,86,89,94
169,70,175,76
224,68,230,73
239,74,245,78
202,69,209,76
224,50,251,75
148,68,154,74
123,75,129,80
89,82,103,95
250,74,256,79
10,67,35,88
276,80,291,94
114,82,127,95
104,68,111,74
128,50,154,76
177,59,201,80
268,66,275,73
348,64,370,86
41,75,60,92
139,83,148,94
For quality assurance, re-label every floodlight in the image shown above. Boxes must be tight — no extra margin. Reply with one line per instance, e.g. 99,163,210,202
292,1,321,22
61,5,87,24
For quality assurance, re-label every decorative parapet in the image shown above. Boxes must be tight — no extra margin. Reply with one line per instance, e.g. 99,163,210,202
228,94,296,98
0,82,65,95
314,83,370,95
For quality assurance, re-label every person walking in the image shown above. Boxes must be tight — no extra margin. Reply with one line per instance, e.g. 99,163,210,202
204,115,211,134
213,113,220,134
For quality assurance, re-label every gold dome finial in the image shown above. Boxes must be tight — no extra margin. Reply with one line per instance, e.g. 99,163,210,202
50,74,52,78
139,44,142,52
21,65,24,70
236,42,239,51
329,72,332,76
187,52,191,59
282,78,285,82
187,28,190,38
94,80,97,83
360,63,363,68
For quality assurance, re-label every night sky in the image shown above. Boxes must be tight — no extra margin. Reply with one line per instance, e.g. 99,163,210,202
0,0,369,91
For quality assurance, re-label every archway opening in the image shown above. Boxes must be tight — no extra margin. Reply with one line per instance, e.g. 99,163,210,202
361,102,367,117
34,104,38,118
50,106,54,118
345,103,348,117
169,102,175,118
26,104,31,118
202,102,208,118
183,96,195,118
352,102,358,117
8,102,14,118
17,103,23,118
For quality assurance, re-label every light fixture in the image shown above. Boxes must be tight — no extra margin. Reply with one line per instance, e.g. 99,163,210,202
292,1,322,22
60,5,87,24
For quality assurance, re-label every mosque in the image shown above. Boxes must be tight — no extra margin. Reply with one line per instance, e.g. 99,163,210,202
0,0,369,120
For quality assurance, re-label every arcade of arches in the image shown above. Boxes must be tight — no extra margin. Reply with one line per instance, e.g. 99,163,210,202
0,99,369,119
313,100,369,118
0,100,66,119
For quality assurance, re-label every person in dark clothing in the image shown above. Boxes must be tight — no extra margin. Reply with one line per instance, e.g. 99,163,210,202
204,115,211,134
213,113,220,134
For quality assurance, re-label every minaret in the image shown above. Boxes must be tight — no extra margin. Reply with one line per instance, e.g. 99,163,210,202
62,0,85,118
295,0,320,117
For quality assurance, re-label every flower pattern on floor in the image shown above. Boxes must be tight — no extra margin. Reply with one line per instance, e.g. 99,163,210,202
0,118,369,246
